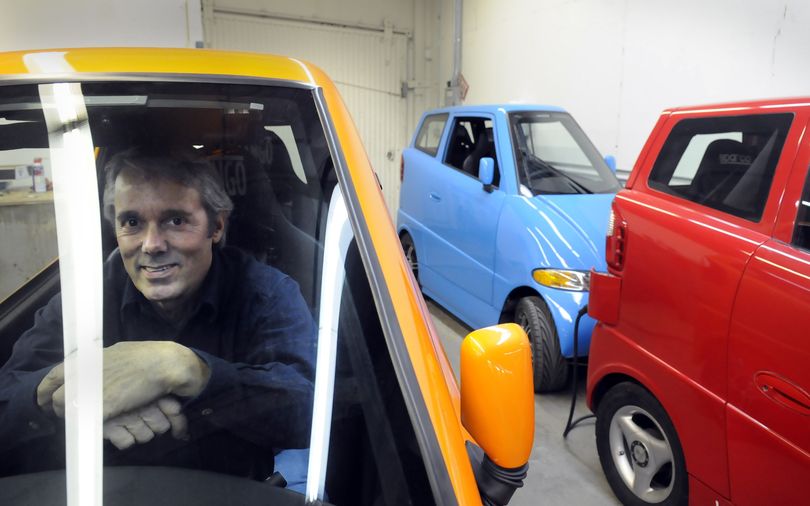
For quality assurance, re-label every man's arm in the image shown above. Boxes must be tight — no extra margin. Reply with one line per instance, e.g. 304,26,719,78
0,293,66,453
37,340,210,420
1,294,203,455
180,275,317,450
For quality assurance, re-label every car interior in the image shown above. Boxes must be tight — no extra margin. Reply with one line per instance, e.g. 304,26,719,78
690,138,754,204
0,80,435,505
444,118,499,186
461,128,500,185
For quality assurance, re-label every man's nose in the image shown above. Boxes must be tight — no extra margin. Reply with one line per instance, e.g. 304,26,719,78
141,223,167,254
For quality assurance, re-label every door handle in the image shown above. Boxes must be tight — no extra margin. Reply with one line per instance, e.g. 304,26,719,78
754,371,810,416
429,192,442,202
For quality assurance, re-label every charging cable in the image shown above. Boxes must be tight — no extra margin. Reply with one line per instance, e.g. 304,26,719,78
563,305,595,438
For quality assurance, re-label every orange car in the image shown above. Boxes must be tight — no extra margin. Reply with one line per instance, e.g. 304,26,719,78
0,48,534,505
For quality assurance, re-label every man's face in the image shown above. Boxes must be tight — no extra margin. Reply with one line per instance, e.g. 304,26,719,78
114,170,224,315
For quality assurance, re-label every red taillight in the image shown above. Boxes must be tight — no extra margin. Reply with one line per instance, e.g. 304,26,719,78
605,205,627,271
399,154,404,182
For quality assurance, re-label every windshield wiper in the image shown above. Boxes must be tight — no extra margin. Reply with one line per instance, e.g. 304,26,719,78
520,150,592,194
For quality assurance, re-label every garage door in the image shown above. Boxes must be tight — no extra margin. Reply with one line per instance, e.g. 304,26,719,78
205,7,409,214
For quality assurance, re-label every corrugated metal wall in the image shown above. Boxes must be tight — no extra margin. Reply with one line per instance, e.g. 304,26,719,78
206,9,409,214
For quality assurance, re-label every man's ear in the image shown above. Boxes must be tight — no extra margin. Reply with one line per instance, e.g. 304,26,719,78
211,213,227,244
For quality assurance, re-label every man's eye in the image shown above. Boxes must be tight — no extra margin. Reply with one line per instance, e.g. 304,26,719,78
122,218,139,228
169,217,185,226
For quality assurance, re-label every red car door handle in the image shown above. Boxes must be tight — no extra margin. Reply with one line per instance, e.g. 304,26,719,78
754,372,810,416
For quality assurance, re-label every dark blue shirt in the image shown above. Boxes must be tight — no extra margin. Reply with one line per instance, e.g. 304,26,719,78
0,246,316,478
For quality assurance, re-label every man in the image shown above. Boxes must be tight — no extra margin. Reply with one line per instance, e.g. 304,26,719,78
0,147,316,480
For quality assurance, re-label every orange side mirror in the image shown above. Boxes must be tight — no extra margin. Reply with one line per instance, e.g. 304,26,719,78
460,323,534,469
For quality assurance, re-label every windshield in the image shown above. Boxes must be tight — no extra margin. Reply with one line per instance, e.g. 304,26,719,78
0,80,434,505
509,111,620,195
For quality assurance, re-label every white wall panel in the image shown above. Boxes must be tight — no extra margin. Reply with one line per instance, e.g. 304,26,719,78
212,0,415,31
445,0,810,176
207,10,409,214
0,0,202,51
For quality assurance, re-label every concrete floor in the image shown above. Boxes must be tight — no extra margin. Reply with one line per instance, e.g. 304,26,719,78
426,300,621,506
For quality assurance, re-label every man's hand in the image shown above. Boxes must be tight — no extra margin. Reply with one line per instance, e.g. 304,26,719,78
101,341,209,420
37,362,65,416
104,396,188,450
36,341,210,420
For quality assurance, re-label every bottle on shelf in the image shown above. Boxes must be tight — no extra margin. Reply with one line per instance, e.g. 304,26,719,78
31,157,46,193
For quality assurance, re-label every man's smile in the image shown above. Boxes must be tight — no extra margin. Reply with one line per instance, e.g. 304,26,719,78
139,263,180,279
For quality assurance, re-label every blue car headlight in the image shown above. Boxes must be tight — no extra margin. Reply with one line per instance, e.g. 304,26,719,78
532,269,590,291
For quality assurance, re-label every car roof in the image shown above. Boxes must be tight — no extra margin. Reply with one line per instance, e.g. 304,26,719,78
421,103,568,115
0,47,330,88
663,96,810,114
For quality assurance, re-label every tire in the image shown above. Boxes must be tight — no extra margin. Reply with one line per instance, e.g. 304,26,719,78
400,233,419,285
514,296,568,392
595,382,688,506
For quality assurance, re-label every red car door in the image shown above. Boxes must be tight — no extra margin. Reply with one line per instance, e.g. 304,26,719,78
726,153,810,505
613,111,801,495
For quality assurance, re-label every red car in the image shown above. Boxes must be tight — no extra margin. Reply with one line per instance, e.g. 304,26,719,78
587,98,810,506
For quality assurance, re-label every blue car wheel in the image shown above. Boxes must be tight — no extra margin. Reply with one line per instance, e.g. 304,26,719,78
400,233,419,286
515,296,569,392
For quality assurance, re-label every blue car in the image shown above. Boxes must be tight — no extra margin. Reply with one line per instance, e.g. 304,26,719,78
397,105,621,392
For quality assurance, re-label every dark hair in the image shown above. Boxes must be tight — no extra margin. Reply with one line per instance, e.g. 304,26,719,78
102,147,234,243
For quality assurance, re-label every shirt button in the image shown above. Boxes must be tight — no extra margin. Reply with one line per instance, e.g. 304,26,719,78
28,421,40,430
201,408,214,416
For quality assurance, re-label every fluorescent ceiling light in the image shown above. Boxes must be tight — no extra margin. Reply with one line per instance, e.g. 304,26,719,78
84,95,148,106
0,117,35,125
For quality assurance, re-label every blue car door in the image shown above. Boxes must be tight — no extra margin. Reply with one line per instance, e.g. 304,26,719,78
399,113,449,274
423,114,506,325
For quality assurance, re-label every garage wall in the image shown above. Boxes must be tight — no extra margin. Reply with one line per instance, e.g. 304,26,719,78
0,0,202,51
6,1,806,194
451,0,810,174
204,0,415,29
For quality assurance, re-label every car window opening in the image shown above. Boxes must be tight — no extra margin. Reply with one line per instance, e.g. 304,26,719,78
443,117,501,187
509,111,620,195
648,113,794,222
0,80,436,506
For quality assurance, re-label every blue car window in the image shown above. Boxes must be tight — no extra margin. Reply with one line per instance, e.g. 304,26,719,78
442,117,500,186
414,113,448,157
510,111,619,195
